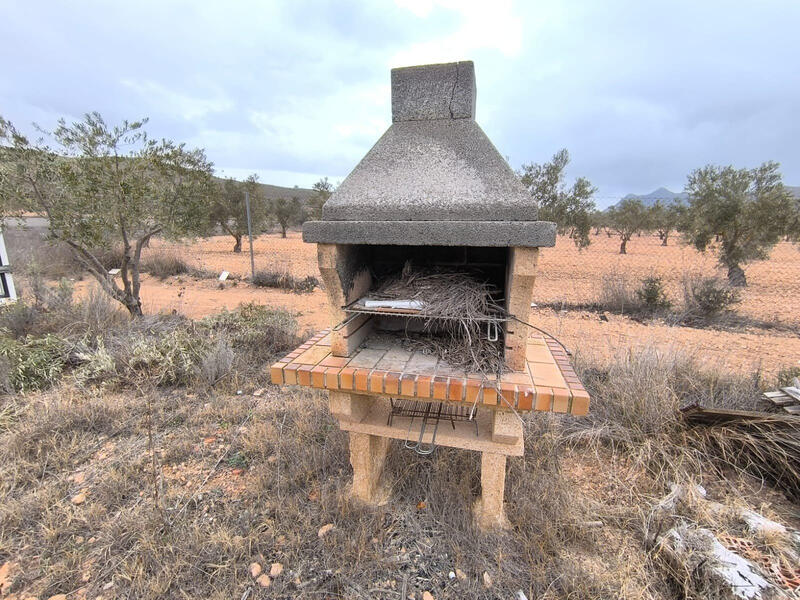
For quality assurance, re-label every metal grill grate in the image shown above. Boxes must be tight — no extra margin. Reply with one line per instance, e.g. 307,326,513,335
388,398,479,455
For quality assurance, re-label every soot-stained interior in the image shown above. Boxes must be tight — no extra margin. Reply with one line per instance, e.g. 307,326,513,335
365,244,508,297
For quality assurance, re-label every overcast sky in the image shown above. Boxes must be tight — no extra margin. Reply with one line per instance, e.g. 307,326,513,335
2,0,799,207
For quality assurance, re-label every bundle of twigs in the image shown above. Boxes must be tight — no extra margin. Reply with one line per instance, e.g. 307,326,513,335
371,265,504,323
371,265,506,375
691,415,800,502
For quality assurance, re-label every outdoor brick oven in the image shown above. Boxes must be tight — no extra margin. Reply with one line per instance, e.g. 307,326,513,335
271,61,590,529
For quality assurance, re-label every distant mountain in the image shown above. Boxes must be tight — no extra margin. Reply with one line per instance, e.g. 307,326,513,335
787,185,800,200
620,187,688,208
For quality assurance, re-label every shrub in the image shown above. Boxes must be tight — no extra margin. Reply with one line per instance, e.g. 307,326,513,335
777,366,800,387
126,327,209,387
0,335,66,392
141,251,191,279
199,337,234,387
636,276,672,311
202,303,298,364
682,275,740,319
251,270,319,293
596,271,638,313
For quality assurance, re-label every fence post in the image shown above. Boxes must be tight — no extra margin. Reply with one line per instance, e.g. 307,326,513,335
244,190,255,280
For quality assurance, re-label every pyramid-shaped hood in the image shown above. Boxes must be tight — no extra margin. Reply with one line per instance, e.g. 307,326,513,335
303,61,555,247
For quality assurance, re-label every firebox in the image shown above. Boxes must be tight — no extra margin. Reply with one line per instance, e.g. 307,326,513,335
271,61,589,529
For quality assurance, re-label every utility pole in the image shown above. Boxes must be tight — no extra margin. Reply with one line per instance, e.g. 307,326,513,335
244,190,255,280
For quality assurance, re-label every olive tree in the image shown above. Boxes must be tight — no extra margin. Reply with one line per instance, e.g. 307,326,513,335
681,162,795,286
649,200,684,246
307,176,334,220
519,149,597,249
0,113,213,315
269,196,302,238
606,198,650,254
209,174,268,252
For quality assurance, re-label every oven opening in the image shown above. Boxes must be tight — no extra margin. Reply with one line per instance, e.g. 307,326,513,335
342,245,510,376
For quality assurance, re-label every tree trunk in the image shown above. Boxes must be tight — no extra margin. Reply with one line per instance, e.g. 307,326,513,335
124,295,143,316
661,232,668,246
620,238,627,254
233,234,242,253
727,264,747,287
280,224,287,238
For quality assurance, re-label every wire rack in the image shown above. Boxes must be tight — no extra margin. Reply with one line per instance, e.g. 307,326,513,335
388,398,479,455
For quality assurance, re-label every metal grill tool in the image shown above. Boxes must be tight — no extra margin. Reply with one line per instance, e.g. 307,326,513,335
388,398,478,455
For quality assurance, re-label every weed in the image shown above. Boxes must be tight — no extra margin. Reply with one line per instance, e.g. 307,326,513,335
682,274,740,320
636,276,672,311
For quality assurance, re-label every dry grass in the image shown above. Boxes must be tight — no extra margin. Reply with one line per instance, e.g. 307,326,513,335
1,333,797,599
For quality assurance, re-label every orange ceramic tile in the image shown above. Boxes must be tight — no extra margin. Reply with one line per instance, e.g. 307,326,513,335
526,343,553,364
295,345,331,366
535,386,553,411
570,389,590,416
498,382,517,409
552,388,571,413
530,363,567,389
448,378,465,402
384,372,400,395
339,367,355,390
416,375,433,398
319,355,349,368
518,386,534,410
432,376,449,400
283,363,299,385
324,367,341,389
354,369,370,392
369,371,385,394
502,372,532,385
297,365,313,386
270,363,285,385
310,365,326,388
399,374,416,397
465,378,482,403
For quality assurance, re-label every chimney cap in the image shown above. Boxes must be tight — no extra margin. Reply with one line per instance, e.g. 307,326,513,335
391,61,475,122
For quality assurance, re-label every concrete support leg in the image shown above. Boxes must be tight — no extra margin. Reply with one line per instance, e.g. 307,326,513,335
474,452,510,530
349,431,391,504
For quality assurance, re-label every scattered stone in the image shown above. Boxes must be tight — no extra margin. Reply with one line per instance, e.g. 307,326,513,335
256,574,271,588
308,489,319,502
71,493,87,505
102,581,114,590
70,471,86,484
269,562,283,577
253,388,265,397
455,568,466,580
448,571,455,579
422,592,434,600
267,455,278,464
482,571,492,588
232,468,244,476
318,523,335,538
203,437,216,445
48,595,67,600
249,562,262,578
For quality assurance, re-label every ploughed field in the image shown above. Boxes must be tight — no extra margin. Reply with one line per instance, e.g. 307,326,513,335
87,231,799,376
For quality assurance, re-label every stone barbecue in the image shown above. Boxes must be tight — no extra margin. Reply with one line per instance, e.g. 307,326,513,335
271,61,590,529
